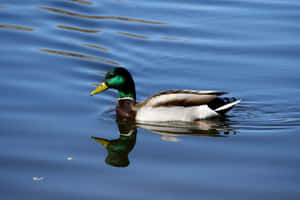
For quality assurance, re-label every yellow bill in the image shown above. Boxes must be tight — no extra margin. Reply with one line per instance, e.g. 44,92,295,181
90,82,108,96
91,136,110,148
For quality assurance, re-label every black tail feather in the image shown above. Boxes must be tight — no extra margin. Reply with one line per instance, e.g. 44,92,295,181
208,97,238,114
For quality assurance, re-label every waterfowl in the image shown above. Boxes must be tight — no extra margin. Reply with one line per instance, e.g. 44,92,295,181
90,67,240,122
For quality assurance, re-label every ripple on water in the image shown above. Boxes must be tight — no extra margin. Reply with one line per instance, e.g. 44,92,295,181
56,25,102,33
230,101,300,132
0,24,34,31
67,39,110,51
39,48,120,65
37,6,169,25
65,0,94,6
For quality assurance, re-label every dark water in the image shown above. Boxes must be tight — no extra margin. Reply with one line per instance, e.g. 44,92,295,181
1,0,300,199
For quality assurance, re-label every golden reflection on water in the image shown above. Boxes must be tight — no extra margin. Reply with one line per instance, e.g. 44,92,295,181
116,32,149,39
68,40,110,52
84,43,109,51
57,25,102,34
39,49,120,65
0,24,34,31
65,0,93,5
116,32,190,41
38,7,168,25
37,6,192,42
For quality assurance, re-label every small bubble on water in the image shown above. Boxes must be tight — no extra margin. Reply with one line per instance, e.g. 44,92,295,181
67,157,73,160
33,177,44,182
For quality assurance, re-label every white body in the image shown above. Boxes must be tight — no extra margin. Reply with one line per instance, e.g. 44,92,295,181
136,105,219,122
124,90,240,122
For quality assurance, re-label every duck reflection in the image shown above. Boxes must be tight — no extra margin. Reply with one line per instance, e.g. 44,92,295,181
92,120,137,167
137,118,235,139
92,118,235,167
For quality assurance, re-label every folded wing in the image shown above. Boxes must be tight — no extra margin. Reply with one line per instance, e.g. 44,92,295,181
136,90,228,108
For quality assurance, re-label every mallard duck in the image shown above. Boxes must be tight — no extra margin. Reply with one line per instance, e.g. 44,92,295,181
90,67,240,122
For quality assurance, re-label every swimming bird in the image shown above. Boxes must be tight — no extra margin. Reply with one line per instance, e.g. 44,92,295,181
90,67,240,122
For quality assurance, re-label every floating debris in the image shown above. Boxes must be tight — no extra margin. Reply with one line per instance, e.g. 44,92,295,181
33,177,44,182
67,157,73,161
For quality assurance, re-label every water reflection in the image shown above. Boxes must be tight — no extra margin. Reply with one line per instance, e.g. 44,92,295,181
116,32,149,39
56,25,102,34
68,40,110,52
0,24,34,32
39,49,120,65
160,37,190,42
38,7,168,25
92,118,235,168
137,119,235,138
65,0,94,6
92,120,137,167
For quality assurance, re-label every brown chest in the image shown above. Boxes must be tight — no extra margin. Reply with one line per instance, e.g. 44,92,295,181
116,98,136,119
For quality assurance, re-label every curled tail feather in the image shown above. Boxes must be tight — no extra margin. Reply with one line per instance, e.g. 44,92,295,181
208,98,241,114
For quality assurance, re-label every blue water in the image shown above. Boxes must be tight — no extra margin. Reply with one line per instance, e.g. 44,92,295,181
1,0,300,199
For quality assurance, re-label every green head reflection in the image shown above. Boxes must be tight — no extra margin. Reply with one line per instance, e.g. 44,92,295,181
92,120,137,167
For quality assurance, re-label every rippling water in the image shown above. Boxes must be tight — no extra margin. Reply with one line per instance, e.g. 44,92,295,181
1,0,300,199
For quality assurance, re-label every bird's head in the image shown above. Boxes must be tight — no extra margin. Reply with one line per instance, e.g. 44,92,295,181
90,67,136,99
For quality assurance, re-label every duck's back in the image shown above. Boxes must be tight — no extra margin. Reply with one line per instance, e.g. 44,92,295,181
136,90,227,108
135,90,229,122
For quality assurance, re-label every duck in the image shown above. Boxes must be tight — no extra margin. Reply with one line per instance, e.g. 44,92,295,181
90,67,240,122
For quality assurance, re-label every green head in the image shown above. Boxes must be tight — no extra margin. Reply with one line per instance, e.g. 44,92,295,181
90,67,136,99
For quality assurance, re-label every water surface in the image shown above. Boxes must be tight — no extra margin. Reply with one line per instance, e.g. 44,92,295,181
0,0,300,199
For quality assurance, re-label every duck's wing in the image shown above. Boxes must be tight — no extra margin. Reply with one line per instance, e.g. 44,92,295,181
136,90,228,108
